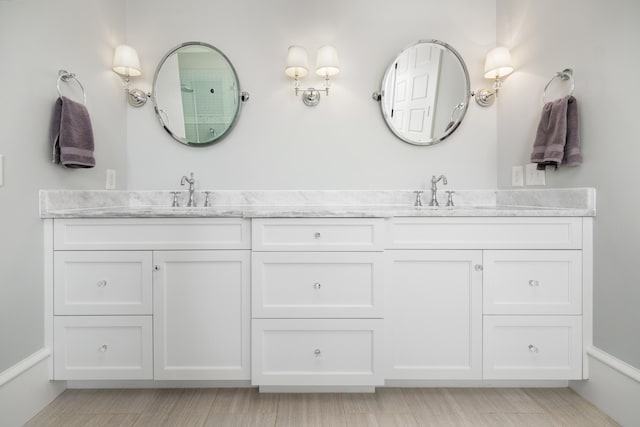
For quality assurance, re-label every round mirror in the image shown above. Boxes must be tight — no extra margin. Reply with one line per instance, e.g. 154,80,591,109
375,40,470,146
152,42,245,146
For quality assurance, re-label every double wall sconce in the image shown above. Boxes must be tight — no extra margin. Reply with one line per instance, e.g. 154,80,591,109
112,44,148,107
285,45,340,106
474,46,514,107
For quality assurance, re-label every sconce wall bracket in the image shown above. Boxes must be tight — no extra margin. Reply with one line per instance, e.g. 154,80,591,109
127,88,149,107
473,88,496,107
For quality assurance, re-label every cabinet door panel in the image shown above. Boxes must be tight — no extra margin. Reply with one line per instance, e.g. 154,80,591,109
484,250,582,315
153,250,250,380
385,250,482,379
252,252,383,318
484,315,582,379
54,251,152,315
54,316,152,380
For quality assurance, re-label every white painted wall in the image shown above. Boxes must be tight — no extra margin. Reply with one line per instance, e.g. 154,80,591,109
125,0,498,191
0,0,127,372
496,0,640,369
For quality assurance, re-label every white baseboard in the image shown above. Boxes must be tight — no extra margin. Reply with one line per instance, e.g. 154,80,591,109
0,349,65,427
570,346,640,427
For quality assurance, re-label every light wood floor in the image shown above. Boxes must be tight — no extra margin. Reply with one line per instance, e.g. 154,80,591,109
24,387,620,427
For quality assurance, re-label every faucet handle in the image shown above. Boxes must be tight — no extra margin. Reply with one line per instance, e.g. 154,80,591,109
170,191,180,207
413,190,423,207
204,191,212,207
445,190,456,207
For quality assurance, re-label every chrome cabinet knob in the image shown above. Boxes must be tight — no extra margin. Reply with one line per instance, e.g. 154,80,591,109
153,265,160,271
314,232,321,239
97,280,107,287
474,264,483,271
528,279,540,287
314,282,322,290
528,344,539,353
314,349,322,358
99,344,108,352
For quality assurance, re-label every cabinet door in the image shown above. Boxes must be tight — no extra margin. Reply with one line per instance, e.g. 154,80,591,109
385,250,482,379
153,250,250,380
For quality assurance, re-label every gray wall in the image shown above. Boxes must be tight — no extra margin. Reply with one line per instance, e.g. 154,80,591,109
496,0,640,368
0,0,127,371
124,0,498,190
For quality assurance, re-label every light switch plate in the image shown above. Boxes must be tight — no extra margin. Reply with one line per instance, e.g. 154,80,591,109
106,169,116,190
511,165,524,187
525,163,546,186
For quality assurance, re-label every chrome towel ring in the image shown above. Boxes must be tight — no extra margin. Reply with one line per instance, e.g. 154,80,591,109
56,69,87,105
542,68,574,104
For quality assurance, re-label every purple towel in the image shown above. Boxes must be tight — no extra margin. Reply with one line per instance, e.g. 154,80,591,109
51,96,95,168
530,95,581,170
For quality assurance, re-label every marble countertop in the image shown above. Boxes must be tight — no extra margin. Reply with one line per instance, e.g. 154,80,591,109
39,189,596,218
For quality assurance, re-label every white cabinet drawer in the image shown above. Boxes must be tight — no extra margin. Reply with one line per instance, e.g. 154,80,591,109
483,316,582,380
252,319,384,386
53,316,153,380
483,250,582,315
54,218,250,250
388,217,582,249
252,252,383,318
54,251,152,315
252,218,385,251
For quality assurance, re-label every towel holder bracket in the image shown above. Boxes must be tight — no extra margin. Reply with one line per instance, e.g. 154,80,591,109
56,69,87,105
542,68,574,104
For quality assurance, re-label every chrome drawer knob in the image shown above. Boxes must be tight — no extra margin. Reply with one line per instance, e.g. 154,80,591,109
528,279,540,287
153,265,160,271
314,349,322,357
474,264,483,271
314,282,322,290
97,280,107,287
528,344,539,353
99,344,108,352
314,232,321,239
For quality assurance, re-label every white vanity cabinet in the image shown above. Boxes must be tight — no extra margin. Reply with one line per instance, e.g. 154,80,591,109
251,218,385,387
49,218,251,381
386,217,589,381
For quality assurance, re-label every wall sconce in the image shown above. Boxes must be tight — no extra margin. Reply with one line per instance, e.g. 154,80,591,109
285,45,340,106
474,46,514,107
112,44,148,107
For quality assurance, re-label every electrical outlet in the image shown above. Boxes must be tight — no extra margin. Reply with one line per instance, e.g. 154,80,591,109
511,165,524,187
106,169,116,190
525,163,546,186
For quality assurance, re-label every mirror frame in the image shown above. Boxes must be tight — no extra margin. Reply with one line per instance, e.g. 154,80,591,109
152,41,244,146
376,39,471,146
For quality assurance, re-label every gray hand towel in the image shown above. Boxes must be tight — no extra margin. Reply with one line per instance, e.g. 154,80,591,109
563,96,582,166
530,95,581,170
50,96,95,168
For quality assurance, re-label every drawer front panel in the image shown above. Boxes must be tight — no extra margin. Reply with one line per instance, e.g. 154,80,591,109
252,319,383,386
53,316,153,380
483,250,582,315
54,251,152,315
252,219,385,251
252,252,383,318
483,316,582,380
388,217,582,249
54,218,250,250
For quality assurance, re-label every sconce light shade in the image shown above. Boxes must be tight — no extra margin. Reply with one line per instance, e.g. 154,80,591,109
112,44,142,77
315,45,340,77
483,46,513,79
285,45,309,77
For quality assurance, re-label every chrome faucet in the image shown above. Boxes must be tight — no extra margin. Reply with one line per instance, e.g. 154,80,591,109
180,172,196,207
429,174,448,206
